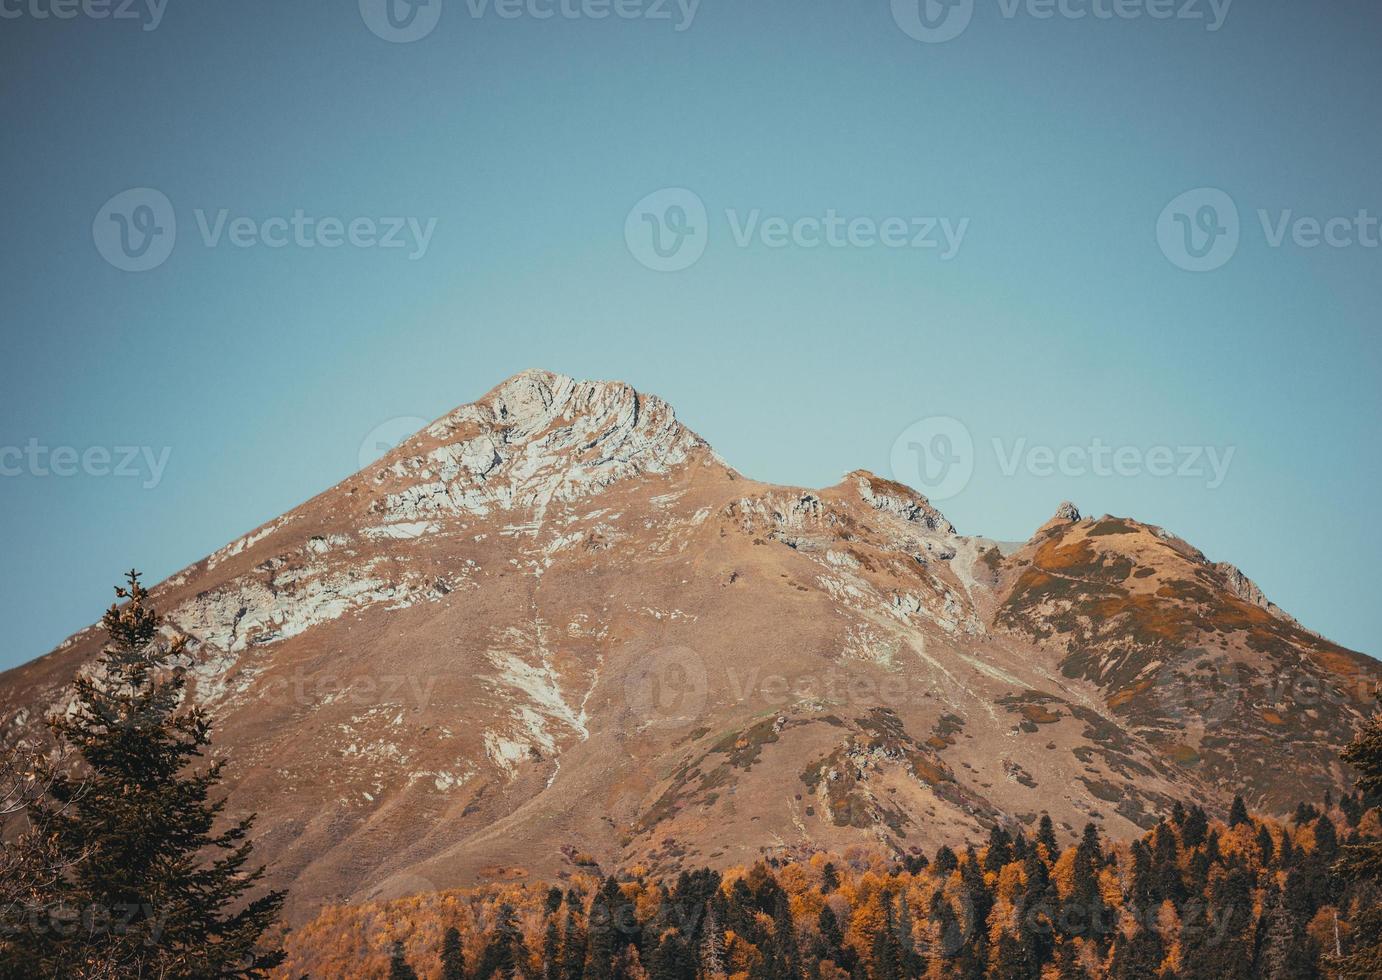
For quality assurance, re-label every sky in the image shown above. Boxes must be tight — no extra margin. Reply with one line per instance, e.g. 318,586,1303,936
1,0,1379,671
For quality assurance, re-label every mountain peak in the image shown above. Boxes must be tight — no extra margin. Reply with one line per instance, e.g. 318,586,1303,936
370,370,712,525
1052,500,1082,523
1034,500,1082,535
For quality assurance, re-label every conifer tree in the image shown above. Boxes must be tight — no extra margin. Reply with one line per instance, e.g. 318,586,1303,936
894,891,921,978
820,862,839,894
542,914,562,980
814,904,847,971
1229,795,1251,828
984,824,1013,872
561,905,587,980
6,571,283,978
1253,883,1315,980
477,903,524,979
648,930,687,980
868,893,900,980
933,845,958,874
1181,806,1208,850
388,939,419,980
1334,713,1382,978
1108,925,1162,980
1064,824,1109,944
769,889,801,980
699,903,727,979
993,931,1036,980
441,925,466,980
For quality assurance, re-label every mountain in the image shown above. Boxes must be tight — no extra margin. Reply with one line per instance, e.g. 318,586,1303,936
1,369,1375,923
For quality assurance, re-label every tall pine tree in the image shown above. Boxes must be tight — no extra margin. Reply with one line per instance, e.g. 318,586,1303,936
5,571,283,978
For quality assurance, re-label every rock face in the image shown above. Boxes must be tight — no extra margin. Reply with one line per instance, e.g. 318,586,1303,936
0,370,1375,923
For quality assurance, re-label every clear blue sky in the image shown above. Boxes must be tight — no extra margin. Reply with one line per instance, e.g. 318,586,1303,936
2,0,1379,670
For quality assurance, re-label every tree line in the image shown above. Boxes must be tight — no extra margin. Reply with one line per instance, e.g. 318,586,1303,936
287,728,1381,979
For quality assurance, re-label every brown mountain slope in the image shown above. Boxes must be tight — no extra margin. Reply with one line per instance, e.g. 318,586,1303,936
0,370,1375,924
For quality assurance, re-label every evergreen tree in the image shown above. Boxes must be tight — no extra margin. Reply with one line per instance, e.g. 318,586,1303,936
649,930,687,980
542,914,562,980
933,845,958,874
1181,806,1208,850
1253,884,1315,980
984,824,1013,872
1037,813,1061,859
1228,795,1251,828
815,904,848,971
1184,866,1253,980
5,572,283,978
1314,813,1339,862
561,906,587,980
477,903,524,979
820,862,839,894
1151,823,1185,906
1108,926,1162,980
993,931,1037,980
1334,713,1382,978
389,939,420,980
894,891,921,978
869,893,900,980
584,890,615,980
1063,824,1109,945
699,903,727,979
1127,840,1155,918
441,925,466,980
772,890,802,980
1055,940,1089,980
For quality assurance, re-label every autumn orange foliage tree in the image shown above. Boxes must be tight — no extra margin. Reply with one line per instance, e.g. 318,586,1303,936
275,779,1378,980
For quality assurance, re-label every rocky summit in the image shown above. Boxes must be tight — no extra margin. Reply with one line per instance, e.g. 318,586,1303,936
1,369,1376,923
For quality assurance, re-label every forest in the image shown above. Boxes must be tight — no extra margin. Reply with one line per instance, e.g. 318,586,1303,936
280,789,1381,979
